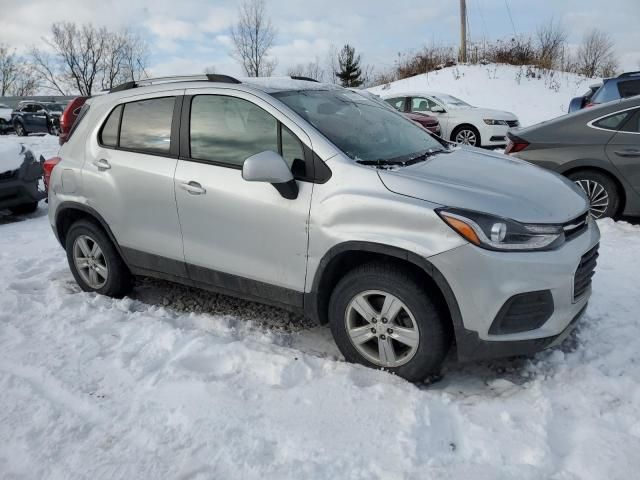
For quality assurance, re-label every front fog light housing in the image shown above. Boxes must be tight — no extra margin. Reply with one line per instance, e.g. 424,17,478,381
437,208,565,251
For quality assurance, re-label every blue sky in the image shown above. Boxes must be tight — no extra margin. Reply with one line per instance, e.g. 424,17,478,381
1,0,638,77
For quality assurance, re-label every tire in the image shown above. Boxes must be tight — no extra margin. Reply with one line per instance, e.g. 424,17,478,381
65,219,133,297
451,125,481,146
328,262,451,382
567,170,620,219
9,202,39,215
14,122,27,136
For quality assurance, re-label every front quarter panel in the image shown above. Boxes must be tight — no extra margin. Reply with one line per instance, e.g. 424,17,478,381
305,154,467,292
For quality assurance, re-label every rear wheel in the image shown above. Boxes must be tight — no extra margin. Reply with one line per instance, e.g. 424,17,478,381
567,170,619,218
328,262,451,382
65,220,133,297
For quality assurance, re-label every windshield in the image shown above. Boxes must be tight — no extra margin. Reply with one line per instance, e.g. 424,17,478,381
432,94,472,108
272,89,444,162
44,104,64,112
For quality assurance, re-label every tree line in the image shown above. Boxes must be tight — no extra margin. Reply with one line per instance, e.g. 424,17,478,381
0,1,626,97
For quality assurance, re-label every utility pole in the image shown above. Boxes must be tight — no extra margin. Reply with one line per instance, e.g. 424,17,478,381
460,0,467,63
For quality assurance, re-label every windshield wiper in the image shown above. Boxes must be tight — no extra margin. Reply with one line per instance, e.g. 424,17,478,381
356,148,448,167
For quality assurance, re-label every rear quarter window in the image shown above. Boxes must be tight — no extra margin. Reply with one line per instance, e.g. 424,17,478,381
618,80,640,99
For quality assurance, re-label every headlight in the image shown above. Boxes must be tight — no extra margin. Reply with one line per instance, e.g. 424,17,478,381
483,119,508,125
437,208,565,251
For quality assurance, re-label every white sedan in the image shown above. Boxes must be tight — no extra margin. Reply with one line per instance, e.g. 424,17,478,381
382,92,519,147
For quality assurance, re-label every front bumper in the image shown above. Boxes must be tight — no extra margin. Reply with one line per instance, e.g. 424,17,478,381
480,124,513,146
429,219,600,361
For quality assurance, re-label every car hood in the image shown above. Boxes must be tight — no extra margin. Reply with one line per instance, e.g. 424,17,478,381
465,107,518,120
377,147,588,223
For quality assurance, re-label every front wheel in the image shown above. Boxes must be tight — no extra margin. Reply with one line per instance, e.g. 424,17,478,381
452,125,480,146
567,170,619,218
14,122,27,136
65,220,133,297
328,262,451,382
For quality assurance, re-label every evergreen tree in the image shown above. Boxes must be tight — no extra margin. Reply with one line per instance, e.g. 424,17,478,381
335,44,363,87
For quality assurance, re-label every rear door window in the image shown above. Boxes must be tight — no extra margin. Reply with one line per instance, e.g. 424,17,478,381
593,111,632,130
119,97,175,154
618,80,640,99
620,109,640,133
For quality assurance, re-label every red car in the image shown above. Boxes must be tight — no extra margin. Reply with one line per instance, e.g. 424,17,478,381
59,96,88,145
403,112,441,136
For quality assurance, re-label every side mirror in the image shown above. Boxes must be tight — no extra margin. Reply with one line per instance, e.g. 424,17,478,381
431,105,445,113
242,150,298,200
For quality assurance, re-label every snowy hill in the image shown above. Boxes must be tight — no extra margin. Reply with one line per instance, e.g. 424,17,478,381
368,64,598,127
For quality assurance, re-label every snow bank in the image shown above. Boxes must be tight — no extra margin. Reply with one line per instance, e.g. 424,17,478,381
0,143,24,173
368,64,597,126
0,134,60,171
0,210,639,478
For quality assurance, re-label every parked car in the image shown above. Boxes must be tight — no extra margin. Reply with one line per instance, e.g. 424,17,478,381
568,83,602,113
59,96,89,145
0,143,45,214
0,103,13,134
11,101,64,136
48,75,598,381
350,88,442,136
403,111,441,136
506,95,640,218
586,72,640,108
383,92,519,147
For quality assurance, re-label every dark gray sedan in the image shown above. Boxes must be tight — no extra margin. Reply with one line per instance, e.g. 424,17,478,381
506,96,640,218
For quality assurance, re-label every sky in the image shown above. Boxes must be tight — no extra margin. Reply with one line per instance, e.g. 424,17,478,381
0,0,638,79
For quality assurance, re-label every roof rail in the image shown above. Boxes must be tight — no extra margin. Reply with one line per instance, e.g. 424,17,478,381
290,76,319,83
618,71,640,78
109,74,242,93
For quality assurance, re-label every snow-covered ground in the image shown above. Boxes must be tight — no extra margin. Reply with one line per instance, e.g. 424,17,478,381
368,64,596,127
1,73,640,478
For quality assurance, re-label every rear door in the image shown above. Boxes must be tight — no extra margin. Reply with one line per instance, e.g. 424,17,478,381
173,88,314,305
82,91,186,276
31,104,48,132
605,108,640,194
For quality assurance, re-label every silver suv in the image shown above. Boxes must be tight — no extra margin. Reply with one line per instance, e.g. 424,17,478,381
48,75,600,381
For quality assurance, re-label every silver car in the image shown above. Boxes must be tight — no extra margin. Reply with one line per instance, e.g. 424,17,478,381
48,75,600,381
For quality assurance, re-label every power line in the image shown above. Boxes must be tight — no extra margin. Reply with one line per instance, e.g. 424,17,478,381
504,0,517,37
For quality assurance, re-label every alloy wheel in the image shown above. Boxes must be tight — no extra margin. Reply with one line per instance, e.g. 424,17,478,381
344,290,420,368
455,129,477,145
574,179,609,219
73,234,109,289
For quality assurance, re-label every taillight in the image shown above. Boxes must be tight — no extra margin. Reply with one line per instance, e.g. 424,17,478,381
43,156,61,192
585,102,595,108
504,139,529,154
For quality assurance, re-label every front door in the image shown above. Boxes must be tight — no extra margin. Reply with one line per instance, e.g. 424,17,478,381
174,90,313,306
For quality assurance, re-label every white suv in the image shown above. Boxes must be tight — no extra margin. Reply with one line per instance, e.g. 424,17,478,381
48,75,598,381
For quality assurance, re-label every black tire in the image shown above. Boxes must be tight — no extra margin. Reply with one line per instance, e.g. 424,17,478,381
451,124,481,147
9,202,39,215
14,121,27,136
328,262,451,382
65,219,133,297
567,170,620,219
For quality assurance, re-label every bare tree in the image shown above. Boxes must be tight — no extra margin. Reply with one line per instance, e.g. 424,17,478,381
576,29,618,78
101,29,149,89
230,0,277,76
0,44,18,96
32,22,108,95
11,65,39,96
287,57,325,81
536,18,567,70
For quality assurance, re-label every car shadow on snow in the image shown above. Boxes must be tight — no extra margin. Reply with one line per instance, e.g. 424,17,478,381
128,275,584,391
0,203,48,225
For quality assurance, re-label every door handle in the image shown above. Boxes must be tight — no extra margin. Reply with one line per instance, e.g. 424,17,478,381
180,181,206,195
614,149,640,158
93,159,111,171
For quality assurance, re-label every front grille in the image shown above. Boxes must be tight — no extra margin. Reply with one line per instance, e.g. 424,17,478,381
563,211,589,241
574,244,599,300
0,169,17,182
506,120,519,127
